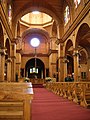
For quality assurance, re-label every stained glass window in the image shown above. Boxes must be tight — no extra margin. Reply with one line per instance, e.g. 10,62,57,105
8,4,12,25
64,6,70,25
74,0,81,8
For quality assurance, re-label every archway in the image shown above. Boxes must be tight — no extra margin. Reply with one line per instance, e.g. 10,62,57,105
4,38,10,81
75,23,90,81
0,23,4,47
65,39,74,76
76,23,90,55
52,21,57,37
12,1,61,38
0,23,4,82
5,38,10,58
25,58,45,79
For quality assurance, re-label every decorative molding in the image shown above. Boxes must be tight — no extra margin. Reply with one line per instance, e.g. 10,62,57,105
0,48,7,55
55,38,60,45
16,49,22,53
6,58,12,63
57,56,63,60
63,56,69,63
22,53,48,57
10,56,16,59
51,63,56,65
73,50,79,56
48,49,58,56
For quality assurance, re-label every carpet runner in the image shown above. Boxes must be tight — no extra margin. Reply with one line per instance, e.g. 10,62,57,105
32,87,90,120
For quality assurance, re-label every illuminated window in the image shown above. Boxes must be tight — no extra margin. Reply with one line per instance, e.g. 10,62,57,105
30,68,38,74
64,6,70,25
30,68,33,73
74,0,81,8
30,38,40,47
8,4,12,25
32,11,40,14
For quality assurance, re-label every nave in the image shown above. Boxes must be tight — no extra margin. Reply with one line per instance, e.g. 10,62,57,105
32,86,90,120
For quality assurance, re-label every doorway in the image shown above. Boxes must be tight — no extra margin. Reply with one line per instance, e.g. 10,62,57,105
25,58,45,79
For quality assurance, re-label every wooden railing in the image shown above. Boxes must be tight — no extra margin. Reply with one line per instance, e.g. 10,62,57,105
0,82,33,120
19,78,45,84
46,82,90,108
29,78,45,84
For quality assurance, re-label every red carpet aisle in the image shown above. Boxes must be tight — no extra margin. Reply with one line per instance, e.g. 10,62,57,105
32,88,90,120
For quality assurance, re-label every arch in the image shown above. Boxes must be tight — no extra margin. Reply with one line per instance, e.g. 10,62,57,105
22,27,50,41
13,1,60,24
5,38,10,58
75,23,90,56
17,21,20,37
79,50,87,64
64,39,74,77
0,23,4,48
76,23,90,48
65,39,73,56
52,21,57,37
67,55,74,75
12,1,61,37
22,28,50,52
25,58,45,79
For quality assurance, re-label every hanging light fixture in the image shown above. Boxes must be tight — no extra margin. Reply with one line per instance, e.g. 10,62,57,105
30,38,40,74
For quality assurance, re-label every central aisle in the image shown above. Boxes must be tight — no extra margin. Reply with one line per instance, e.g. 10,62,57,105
32,87,90,120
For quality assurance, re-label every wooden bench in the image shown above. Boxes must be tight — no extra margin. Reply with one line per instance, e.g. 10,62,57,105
0,82,33,120
80,82,90,108
46,82,90,108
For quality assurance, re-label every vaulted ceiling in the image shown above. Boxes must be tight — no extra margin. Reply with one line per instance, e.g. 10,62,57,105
12,0,72,24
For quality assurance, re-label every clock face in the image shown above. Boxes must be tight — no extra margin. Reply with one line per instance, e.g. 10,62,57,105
30,38,40,47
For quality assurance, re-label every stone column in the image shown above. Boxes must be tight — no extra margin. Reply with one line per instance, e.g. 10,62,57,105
50,37,57,50
87,58,90,80
6,58,12,82
0,48,6,82
16,52,21,79
16,37,22,79
64,61,68,80
1,53,5,81
0,49,2,81
58,43,64,82
49,37,58,78
11,40,16,82
73,50,79,81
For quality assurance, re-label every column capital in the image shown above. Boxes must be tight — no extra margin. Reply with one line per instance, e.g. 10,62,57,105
11,38,17,44
16,36,22,44
50,36,57,39
55,38,62,45
63,56,69,63
6,58,12,63
73,49,79,56
0,47,7,55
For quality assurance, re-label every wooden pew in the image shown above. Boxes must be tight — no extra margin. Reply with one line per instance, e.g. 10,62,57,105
72,82,82,104
0,82,33,120
80,82,90,108
46,82,90,108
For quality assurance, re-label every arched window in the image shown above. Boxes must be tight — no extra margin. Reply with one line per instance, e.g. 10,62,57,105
74,0,81,8
64,6,70,26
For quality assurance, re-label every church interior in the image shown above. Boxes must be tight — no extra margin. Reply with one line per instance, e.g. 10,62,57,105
0,0,90,120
